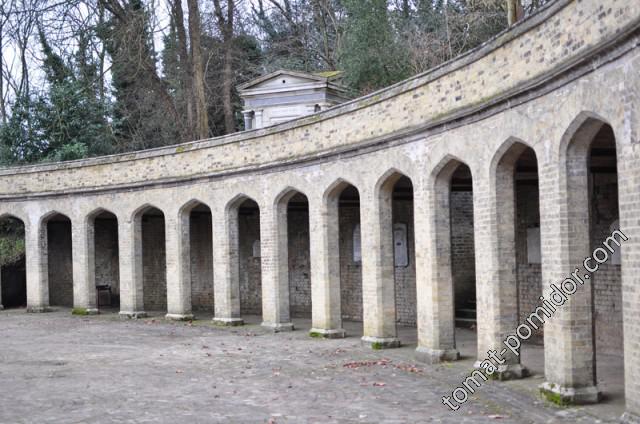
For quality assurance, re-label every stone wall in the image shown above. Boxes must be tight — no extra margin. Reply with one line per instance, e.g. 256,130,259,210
0,0,634,197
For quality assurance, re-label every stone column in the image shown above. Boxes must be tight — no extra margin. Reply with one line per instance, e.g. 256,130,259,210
71,217,99,314
472,167,526,379
212,205,243,326
359,186,399,348
164,214,194,321
260,201,293,331
118,215,146,318
308,195,345,338
25,220,50,312
254,110,264,129
414,180,459,363
242,111,253,131
619,108,640,423
538,152,599,404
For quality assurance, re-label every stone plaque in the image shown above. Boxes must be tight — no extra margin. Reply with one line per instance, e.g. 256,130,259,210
394,223,408,267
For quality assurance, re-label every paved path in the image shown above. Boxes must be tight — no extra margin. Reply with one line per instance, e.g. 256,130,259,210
0,310,621,423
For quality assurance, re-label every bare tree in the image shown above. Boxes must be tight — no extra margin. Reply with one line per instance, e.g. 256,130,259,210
187,0,208,138
213,0,236,134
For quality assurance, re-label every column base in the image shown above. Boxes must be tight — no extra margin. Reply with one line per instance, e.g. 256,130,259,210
119,311,147,319
165,313,194,321
415,346,460,364
261,322,294,332
361,336,401,349
475,361,528,380
27,306,53,313
72,307,99,316
539,382,601,405
621,412,640,424
0,304,3,310
309,328,346,339
213,317,244,326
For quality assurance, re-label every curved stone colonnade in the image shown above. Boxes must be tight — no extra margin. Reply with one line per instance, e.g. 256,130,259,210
1,0,640,421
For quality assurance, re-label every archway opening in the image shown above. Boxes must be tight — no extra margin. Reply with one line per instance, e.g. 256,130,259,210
0,216,26,309
562,117,624,408
286,192,311,320
338,184,362,331
588,124,623,403
92,211,120,311
391,176,416,344
45,213,73,308
450,164,476,335
494,143,542,377
238,198,262,318
188,203,213,314
139,207,167,313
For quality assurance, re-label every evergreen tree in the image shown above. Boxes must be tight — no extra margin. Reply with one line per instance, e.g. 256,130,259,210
339,0,410,93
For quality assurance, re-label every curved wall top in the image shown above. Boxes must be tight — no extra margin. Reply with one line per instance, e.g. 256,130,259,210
0,0,637,198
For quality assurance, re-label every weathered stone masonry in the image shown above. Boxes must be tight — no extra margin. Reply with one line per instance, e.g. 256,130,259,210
1,0,640,421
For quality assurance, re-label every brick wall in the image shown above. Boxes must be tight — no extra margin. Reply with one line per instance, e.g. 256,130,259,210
338,200,417,326
451,191,476,311
288,207,311,318
239,208,262,315
515,183,543,338
190,212,214,312
95,218,120,303
339,206,362,322
393,199,416,326
48,221,73,307
590,172,622,356
142,216,167,311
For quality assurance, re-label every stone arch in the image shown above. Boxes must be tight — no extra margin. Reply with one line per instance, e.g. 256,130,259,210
40,211,74,309
323,178,359,202
430,155,476,348
177,199,213,314
365,168,416,346
131,203,165,221
273,186,311,321
85,208,120,311
547,113,622,402
559,111,614,160
488,138,540,378
220,193,261,320
131,204,167,313
310,178,361,337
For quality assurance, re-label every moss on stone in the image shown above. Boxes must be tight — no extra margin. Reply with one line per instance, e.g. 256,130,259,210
540,387,569,407
371,342,384,350
309,331,323,338
72,308,89,316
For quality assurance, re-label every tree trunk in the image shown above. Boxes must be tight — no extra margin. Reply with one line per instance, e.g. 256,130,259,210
507,0,524,26
172,0,194,140
214,0,236,135
187,0,209,139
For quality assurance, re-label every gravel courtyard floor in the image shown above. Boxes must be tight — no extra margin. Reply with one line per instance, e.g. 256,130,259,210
0,309,625,423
